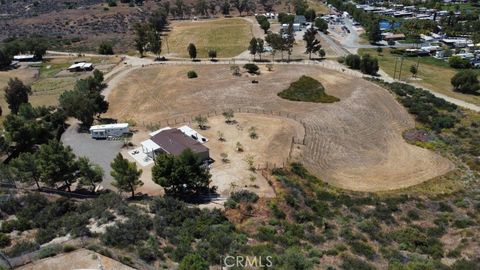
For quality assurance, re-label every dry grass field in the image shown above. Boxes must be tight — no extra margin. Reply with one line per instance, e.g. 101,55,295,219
162,18,253,58
359,48,480,106
0,56,119,111
106,64,453,192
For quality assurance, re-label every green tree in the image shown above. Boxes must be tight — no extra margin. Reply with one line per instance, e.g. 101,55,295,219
283,23,295,62
77,157,103,192
98,42,114,55
345,54,361,69
314,17,328,33
208,49,217,60
368,20,382,44
59,72,109,127
148,29,162,57
451,70,479,94
303,26,322,60
248,37,258,60
260,19,270,34
149,7,168,31
36,140,79,192
265,33,283,61
256,38,264,60
4,78,31,114
304,8,316,22
360,54,379,75
410,64,418,78
179,253,209,270
293,0,308,15
0,49,12,69
188,43,197,60
152,149,211,194
10,152,41,189
111,153,143,198
134,23,148,57
222,0,230,15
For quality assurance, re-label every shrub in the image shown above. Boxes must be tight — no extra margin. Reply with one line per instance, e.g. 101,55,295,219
451,70,479,94
448,56,472,69
6,241,38,257
187,70,198,78
349,240,376,260
340,255,375,270
0,233,11,248
243,63,259,74
179,253,209,270
98,42,114,55
453,218,475,229
407,209,420,220
37,244,62,259
63,244,76,252
278,76,339,103
230,190,259,204
345,54,361,69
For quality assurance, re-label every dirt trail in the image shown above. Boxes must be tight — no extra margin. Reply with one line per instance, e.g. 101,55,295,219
105,64,453,192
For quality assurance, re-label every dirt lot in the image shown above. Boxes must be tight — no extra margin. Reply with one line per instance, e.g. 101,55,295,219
162,18,253,58
106,64,454,192
17,248,134,270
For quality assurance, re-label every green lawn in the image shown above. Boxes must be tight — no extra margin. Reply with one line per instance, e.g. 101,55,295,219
162,18,253,58
359,48,480,106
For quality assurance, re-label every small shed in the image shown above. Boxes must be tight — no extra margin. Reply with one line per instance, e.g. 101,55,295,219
67,62,94,72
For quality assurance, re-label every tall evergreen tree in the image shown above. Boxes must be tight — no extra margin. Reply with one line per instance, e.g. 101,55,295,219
4,78,31,114
303,26,322,60
111,153,143,198
248,37,258,60
368,20,382,44
78,157,104,192
188,43,197,60
36,140,79,192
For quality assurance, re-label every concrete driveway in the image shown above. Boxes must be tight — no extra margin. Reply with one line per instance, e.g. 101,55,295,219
61,120,123,190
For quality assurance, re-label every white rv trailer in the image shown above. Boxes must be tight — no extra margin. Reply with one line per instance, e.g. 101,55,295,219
89,123,129,139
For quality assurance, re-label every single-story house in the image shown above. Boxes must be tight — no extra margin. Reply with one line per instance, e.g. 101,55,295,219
141,128,210,161
67,62,94,72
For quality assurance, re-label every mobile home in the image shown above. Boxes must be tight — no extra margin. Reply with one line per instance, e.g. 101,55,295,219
89,123,129,139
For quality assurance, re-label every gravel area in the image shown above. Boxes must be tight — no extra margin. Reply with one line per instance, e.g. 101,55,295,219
61,120,123,190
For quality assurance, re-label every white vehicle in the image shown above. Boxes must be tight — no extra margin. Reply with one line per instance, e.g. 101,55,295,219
89,123,129,139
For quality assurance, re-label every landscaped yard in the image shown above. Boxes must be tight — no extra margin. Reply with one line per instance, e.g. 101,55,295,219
359,48,480,106
162,18,253,58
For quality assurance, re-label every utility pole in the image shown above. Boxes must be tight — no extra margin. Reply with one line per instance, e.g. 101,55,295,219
398,57,404,81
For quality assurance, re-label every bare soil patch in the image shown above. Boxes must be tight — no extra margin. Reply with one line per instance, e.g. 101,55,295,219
106,64,453,192
17,248,134,270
